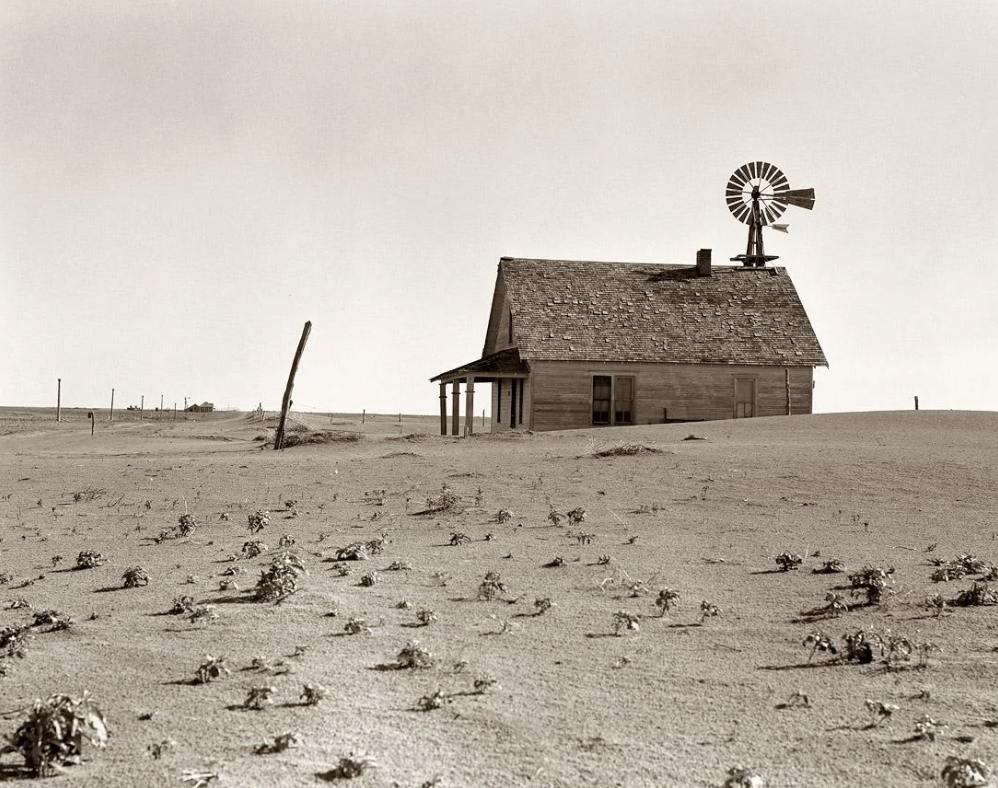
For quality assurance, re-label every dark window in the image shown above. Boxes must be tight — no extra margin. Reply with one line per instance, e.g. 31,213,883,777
592,376,611,425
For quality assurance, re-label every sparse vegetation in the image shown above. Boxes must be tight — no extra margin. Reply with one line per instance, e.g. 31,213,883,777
395,640,435,669
243,686,276,710
612,610,640,635
477,570,508,601
122,565,150,588
75,550,106,569
698,601,722,624
195,655,230,684
654,587,680,616
775,552,803,571
849,565,895,605
3,692,108,776
322,753,377,780
254,552,306,602
247,510,270,533
300,683,328,706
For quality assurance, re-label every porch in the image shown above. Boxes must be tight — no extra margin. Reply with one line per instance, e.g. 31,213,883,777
430,348,529,436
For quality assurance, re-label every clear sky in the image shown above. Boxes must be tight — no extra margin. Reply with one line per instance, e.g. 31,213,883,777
2,1,996,415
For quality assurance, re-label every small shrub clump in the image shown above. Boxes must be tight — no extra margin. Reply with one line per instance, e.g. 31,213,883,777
255,552,307,602
396,640,435,669
247,511,271,533
477,571,508,601
122,566,150,588
4,692,108,776
775,552,803,572
195,655,230,684
75,550,107,570
849,565,895,605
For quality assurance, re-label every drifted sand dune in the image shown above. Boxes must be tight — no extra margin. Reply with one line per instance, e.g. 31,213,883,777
1,409,996,787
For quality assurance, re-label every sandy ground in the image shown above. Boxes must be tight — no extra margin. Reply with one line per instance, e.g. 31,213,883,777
1,407,997,787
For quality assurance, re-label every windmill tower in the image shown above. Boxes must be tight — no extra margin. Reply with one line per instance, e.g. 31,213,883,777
726,162,815,266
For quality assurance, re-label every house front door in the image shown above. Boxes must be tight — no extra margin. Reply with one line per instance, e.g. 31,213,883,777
734,377,756,418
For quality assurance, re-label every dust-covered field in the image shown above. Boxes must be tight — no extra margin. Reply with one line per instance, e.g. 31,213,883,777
1,407,997,787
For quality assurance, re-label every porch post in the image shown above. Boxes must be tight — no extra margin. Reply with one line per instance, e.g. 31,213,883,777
439,381,448,435
465,377,475,436
451,380,461,436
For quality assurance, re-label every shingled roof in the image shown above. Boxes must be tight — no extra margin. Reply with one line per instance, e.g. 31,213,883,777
488,258,827,367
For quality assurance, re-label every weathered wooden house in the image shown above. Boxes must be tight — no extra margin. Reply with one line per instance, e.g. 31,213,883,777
186,402,214,413
431,250,827,434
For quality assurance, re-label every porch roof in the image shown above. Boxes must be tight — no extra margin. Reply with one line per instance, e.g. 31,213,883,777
431,347,529,383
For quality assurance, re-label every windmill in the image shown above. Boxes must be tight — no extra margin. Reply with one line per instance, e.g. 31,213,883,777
725,162,815,267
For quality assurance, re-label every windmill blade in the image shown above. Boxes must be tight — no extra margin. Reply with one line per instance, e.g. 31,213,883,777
771,224,789,233
782,188,816,210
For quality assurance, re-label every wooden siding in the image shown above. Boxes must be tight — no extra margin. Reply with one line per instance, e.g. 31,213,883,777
528,361,813,432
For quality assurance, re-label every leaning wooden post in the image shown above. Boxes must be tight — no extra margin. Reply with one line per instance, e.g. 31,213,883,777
56,378,62,422
109,388,115,422
274,320,312,451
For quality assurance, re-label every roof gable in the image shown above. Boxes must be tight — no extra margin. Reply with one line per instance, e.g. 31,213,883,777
495,257,827,367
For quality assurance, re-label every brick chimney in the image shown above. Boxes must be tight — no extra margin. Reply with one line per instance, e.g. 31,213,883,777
696,248,711,277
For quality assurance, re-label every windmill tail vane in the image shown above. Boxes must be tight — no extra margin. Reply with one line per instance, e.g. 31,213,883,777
725,161,815,267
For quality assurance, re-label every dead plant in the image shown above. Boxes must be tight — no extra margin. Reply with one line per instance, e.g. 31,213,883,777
242,540,267,559
247,510,271,533
775,552,803,571
243,686,275,710
322,753,377,780
415,689,449,712
177,513,196,537
300,684,328,706
722,766,764,788
698,601,722,624
2,691,108,776
813,558,846,574
612,610,640,635
952,581,998,607
416,609,438,626
804,630,837,662
477,570,508,601
865,699,900,726
567,507,586,526
254,732,302,755
941,756,991,788
655,587,680,616
254,552,306,602
75,550,107,570
448,532,471,546
195,655,230,684
849,565,895,605
122,566,150,588
396,640,435,669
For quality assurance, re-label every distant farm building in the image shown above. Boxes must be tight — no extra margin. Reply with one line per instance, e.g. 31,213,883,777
186,402,214,413
431,251,827,434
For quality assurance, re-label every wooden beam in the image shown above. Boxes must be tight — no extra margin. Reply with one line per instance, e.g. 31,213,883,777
274,320,312,451
465,377,475,436
451,380,461,436
439,382,447,435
